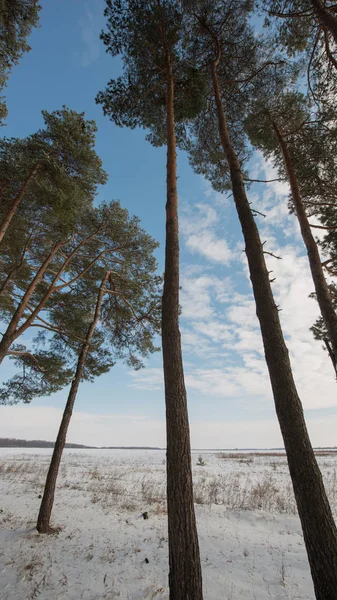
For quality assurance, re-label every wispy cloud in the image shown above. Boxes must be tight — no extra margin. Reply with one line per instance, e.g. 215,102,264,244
181,201,236,264
129,368,164,391
77,2,104,67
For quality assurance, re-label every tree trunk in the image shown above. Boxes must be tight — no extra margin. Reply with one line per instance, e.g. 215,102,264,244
273,120,337,377
36,270,110,533
162,59,203,600
0,161,41,245
211,62,337,600
0,240,64,364
310,0,337,45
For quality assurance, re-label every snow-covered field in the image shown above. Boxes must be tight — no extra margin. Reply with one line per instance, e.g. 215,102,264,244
1,448,337,600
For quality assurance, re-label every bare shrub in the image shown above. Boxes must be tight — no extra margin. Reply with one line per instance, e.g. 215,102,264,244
239,458,253,465
141,478,165,505
249,474,279,511
121,501,138,512
152,502,167,515
105,478,123,501
63,481,84,491
91,492,101,504
89,467,103,480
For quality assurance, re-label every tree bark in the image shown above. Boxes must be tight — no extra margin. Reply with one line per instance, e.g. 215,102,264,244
211,61,337,600
36,270,110,533
310,0,337,45
273,120,337,377
162,58,203,600
0,239,65,364
0,161,41,245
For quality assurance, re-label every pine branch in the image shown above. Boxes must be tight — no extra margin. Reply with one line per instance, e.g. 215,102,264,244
309,223,337,229
244,177,280,183
6,350,47,372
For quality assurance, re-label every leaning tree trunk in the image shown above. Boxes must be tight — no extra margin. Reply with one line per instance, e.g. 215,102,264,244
0,239,64,364
162,58,203,600
0,229,96,364
310,0,337,45
37,270,110,533
0,161,41,245
211,61,337,600
273,120,337,377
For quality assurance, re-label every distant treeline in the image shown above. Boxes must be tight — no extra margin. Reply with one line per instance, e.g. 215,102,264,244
0,438,161,450
0,438,93,448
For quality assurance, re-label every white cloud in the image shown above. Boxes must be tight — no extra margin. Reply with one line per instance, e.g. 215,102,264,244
181,202,235,264
177,157,337,414
180,271,235,321
185,230,233,263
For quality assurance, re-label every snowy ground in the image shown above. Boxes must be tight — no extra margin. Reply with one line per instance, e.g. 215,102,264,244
1,448,337,600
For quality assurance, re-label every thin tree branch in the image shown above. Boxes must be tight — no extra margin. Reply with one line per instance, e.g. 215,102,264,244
6,350,47,372
322,256,337,267
251,208,267,218
243,177,281,183
309,223,337,229
264,250,282,260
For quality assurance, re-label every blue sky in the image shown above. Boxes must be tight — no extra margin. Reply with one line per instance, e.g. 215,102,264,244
1,0,337,448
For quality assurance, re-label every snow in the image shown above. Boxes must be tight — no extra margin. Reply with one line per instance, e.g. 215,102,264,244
1,448,336,599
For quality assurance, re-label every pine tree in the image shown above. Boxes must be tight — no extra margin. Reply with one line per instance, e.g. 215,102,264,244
0,199,160,402
36,214,161,534
260,0,337,104
261,0,337,49
0,191,161,532
245,89,337,377
96,2,205,598
184,3,337,598
0,108,107,366
0,106,106,244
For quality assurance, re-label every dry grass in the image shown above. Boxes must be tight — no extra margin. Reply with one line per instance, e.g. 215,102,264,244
217,452,285,459
193,472,297,513
217,450,337,459
141,478,165,505
1,454,337,519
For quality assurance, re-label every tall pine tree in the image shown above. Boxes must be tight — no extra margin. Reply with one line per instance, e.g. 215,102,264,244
184,2,337,598
96,2,205,598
